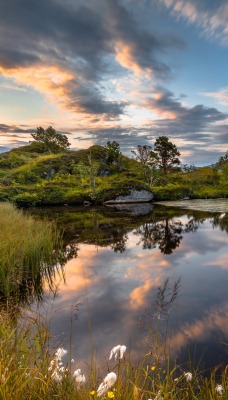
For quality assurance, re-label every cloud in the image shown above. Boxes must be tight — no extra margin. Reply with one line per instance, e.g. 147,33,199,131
159,0,228,46
201,87,228,106
77,88,227,163
143,87,227,142
169,301,228,355
0,0,185,120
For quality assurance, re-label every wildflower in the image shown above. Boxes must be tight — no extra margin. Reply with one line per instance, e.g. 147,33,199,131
174,377,179,382
154,390,163,400
109,345,126,360
108,391,115,398
90,390,96,396
51,370,63,382
184,372,192,382
73,369,86,386
151,366,156,371
215,384,223,395
48,348,68,382
55,347,67,360
97,372,117,397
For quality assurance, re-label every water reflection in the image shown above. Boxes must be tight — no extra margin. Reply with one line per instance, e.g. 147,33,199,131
25,206,228,370
0,242,78,309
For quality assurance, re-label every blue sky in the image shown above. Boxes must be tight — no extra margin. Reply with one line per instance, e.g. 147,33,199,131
0,0,227,165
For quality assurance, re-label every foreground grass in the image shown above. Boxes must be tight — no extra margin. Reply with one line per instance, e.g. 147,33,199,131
0,310,227,400
0,202,63,301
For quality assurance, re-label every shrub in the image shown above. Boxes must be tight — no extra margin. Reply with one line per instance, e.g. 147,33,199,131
153,184,192,201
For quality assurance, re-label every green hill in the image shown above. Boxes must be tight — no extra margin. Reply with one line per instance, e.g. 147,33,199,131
0,144,150,206
0,142,227,206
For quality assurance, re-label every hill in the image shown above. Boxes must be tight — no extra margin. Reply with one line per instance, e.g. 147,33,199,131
0,143,227,206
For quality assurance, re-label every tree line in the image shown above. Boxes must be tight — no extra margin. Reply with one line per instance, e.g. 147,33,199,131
30,126,228,184
31,126,181,174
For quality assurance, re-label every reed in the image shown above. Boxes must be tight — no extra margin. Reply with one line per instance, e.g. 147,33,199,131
0,202,63,303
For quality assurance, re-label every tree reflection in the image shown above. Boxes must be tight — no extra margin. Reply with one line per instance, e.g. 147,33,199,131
111,233,128,253
134,218,183,254
134,214,206,254
211,213,228,233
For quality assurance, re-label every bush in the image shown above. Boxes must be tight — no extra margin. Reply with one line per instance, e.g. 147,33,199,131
153,184,192,201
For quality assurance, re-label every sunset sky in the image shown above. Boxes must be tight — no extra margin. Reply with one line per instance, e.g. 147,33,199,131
0,0,227,165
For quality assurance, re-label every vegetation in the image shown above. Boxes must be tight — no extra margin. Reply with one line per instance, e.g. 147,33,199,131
0,300,227,399
0,131,227,206
31,126,70,153
153,136,181,175
0,202,69,304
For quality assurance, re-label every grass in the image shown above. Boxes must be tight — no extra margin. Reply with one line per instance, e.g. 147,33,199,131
0,309,227,400
0,202,64,303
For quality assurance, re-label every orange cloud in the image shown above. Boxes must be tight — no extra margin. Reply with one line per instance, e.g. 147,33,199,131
130,277,161,308
169,302,228,355
0,64,74,110
115,41,152,77
206,255,228,270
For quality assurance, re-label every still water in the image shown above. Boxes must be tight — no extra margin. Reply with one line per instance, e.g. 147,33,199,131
32,204,228,371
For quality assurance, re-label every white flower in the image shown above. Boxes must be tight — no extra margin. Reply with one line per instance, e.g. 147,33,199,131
174,378,179,382
48,359,56,371
154,390,163,400
73,369,86,386
49,349,68,382
97,372,117,397
215,384,223,395
55,347,67,361
109,345,127,360
184,372,192,382
51,370,63,382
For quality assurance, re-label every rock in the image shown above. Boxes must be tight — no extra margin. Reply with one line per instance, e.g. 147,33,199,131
105,203,153,216
104,189,153,204
83,200,91,206
98,170,110,177
43,168,56,179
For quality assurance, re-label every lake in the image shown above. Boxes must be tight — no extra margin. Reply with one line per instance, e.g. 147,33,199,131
28,203,228,372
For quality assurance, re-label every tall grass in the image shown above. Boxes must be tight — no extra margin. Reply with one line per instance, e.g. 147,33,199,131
0,202,63,303
0,309,227,400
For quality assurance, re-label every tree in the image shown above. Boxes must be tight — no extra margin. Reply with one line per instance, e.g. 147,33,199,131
131,145,159,184
31,126,70,153
154,136,180,174
73,153,99,193
131,145,157,167
217,151,228,169
105,141,122,165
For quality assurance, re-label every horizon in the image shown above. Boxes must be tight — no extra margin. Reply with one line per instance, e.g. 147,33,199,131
0,0,227,166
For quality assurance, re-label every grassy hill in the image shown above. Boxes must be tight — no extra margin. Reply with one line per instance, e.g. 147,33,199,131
0,143,227,206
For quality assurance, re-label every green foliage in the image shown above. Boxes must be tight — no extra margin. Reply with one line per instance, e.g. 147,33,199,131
31,126,70,153
1,141,228,204
153,183,192,200
217,150,228,168
105,140,122,165
154,136,181,174
13,192,41,206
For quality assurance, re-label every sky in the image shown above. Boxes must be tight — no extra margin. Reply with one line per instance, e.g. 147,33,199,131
0,0,228,165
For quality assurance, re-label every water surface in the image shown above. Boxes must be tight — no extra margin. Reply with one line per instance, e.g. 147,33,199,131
29,204,228,371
